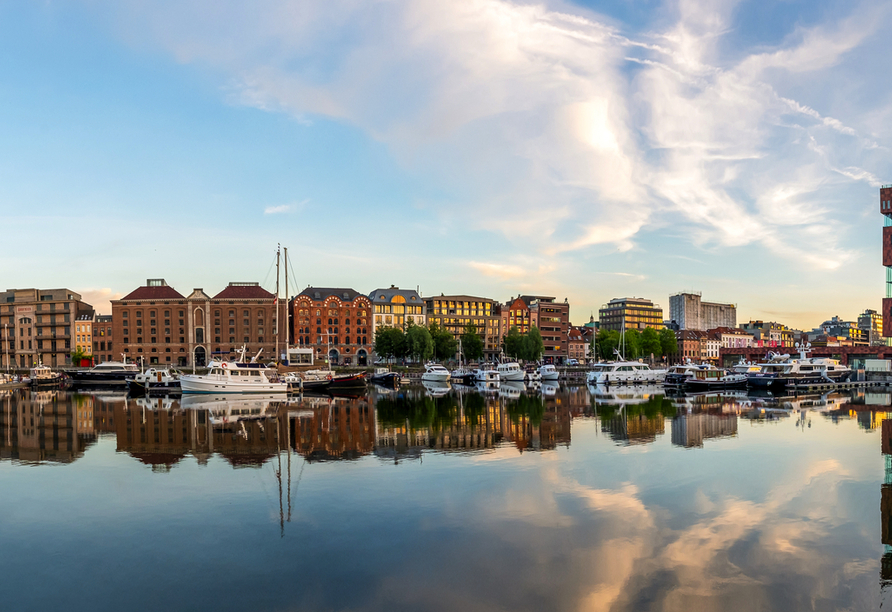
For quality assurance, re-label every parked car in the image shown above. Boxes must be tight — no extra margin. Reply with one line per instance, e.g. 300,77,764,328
567,358,579,366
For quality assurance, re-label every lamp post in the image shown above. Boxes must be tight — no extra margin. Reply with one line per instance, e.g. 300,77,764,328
3,323,8,374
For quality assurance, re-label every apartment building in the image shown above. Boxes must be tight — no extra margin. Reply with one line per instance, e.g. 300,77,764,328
0,288,94,369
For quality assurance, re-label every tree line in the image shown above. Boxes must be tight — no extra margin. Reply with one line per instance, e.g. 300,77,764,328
373,323,546,363
593,327,677,361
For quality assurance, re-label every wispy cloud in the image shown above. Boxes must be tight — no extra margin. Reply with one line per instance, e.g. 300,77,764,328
103,0,891,273
264,204,291,215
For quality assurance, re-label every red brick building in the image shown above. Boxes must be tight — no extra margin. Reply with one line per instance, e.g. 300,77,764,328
91,315,114,364
112,279,282,367
291,287,372,366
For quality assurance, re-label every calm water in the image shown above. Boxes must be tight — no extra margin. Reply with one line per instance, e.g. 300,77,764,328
2,383,891,611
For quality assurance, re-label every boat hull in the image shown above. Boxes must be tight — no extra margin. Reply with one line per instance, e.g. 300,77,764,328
69,371,133,386
127,379,182,395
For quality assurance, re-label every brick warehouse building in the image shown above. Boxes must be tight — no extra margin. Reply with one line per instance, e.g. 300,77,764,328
291,287,372,366
112,279,284,367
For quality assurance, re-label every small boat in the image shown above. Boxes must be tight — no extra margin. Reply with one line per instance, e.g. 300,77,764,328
496,362,525,382
538,364,560,382
472,366,499,384
328,371,367,389
127,368,182,395
368,368,400,387
683,367,747,390
0,373,30,389
524,365,542,383
421,364,451,383
30,361,64,386
284,370,333,391
451,367,476,385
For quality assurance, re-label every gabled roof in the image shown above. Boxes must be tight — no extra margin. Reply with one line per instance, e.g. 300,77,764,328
298,287,364,302
213,283,275,300
120,285,185,301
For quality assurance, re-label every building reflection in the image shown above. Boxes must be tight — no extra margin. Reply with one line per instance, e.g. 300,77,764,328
0,389,97,463
289,394,375,461
115,394,297,470
671,412,738,448
373,386,571,461
881,419,892,601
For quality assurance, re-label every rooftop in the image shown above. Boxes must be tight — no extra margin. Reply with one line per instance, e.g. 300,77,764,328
213,282,275,300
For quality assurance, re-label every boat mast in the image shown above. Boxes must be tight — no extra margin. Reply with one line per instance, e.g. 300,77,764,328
284,246,289,364
275,244,280,367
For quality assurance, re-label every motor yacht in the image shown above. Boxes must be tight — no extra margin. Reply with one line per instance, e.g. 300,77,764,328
586,361,667,385
421,364,451,383
69,359,139,386
179,347,287,394
746,344,852,390
497,362,525,382
538,364,560,382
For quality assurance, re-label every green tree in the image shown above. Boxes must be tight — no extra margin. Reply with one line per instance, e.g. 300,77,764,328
406,324,434,362
523,326,544,362
623,328,641,360
596,329,620,360
659,327,678,358
373,327,406,361
641,327,661,361
502,326,524,360
70,347,88,366
429,323,458,362
460,324,484,362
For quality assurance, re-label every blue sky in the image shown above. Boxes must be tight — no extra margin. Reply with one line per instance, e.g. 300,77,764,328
3,0,890,329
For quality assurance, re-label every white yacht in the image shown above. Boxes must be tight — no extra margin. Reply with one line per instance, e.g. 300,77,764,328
747,347,852,390
538,364,560,382
179,348,286,394
497,362,525,382
586,361,667,385
421,364,451,383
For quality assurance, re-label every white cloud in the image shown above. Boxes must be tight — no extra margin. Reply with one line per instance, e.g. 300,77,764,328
101,0,890,272
264,204,291,215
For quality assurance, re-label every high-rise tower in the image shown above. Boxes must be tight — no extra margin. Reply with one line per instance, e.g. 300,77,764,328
882,186,892,337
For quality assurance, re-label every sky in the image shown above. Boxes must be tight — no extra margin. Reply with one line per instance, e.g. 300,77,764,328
2,0,890,330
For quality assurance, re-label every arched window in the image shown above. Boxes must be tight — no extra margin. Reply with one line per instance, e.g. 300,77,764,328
328,318,332,325
345,336,351,345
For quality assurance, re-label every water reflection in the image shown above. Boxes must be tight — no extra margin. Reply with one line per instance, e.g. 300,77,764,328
0,389,97,463
4,385,892,610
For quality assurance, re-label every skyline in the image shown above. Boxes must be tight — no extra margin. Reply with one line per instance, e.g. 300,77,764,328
3,0,890,329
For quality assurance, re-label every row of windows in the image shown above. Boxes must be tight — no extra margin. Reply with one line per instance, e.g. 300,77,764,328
295,307,369,317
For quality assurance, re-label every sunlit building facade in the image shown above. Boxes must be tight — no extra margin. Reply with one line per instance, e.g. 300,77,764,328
598,297,664,332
